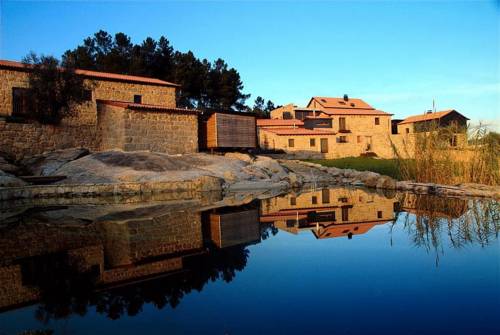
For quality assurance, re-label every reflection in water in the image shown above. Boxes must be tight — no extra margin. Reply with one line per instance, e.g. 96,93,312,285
0,187,498,333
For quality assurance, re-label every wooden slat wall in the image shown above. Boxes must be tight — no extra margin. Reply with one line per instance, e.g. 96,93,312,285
214,113,256,148
206,114,218,148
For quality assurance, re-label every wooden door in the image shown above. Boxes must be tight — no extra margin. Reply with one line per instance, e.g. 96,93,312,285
320,138,328,153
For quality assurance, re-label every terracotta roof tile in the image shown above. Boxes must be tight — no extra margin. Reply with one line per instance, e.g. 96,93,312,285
398,110,468,125
0,59,179,87
309,96,374,109
320,108,391,116
307,96,392,115
260,127,336,136
97,100,199,114
257,119,304,127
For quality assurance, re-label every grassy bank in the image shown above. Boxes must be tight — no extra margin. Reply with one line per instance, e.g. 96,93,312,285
305,157,406,180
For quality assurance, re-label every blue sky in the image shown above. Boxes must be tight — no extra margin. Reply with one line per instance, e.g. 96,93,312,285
1,0,499,127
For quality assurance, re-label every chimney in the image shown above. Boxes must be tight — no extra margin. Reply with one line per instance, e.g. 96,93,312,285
343,94,349,101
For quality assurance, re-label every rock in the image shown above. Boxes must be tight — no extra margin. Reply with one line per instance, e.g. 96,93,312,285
223,170,238,183
376,176,397,190
288,172,301,187
22,148,90,176
253,158,288,180
0,156,19,174
224,152,254,163
0,170,27,187
327,167,342,176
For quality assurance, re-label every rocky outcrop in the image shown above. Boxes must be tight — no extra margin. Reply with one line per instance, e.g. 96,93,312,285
1,150,498,200
21,148,90,176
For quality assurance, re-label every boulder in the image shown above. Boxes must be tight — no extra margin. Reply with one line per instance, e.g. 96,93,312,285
22,148,90,176
376,176,397,190
224,152,254,163
0,170,27,187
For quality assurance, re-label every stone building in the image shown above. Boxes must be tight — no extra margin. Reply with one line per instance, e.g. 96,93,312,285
0,59,198,159
259,96,395,158
259,188,398,239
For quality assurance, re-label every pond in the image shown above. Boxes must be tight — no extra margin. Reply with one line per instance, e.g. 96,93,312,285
0,187,499,335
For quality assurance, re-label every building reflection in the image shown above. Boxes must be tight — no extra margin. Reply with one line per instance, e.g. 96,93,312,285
0,188,497,323
0,202,267,320
260,187,399,239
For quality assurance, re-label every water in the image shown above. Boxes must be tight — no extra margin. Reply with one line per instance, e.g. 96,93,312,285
0,187,499,335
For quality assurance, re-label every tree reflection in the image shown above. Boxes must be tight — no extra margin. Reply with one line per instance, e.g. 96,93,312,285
33,243,251,323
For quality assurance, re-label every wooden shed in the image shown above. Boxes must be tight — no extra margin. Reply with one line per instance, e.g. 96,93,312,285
199,111,256,150
203,207,261,248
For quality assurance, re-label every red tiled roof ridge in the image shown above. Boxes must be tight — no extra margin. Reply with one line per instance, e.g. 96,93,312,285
0,59,179,87
96,99,199,113
310,96,375,110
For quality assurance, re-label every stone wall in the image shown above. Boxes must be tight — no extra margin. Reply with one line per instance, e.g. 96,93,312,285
97,104,198,154
0,120,99,160
0,68,176,117
97,104,126,151
0,67,179,159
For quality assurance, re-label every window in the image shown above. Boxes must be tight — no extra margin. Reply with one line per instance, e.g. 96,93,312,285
83,89,92,101
286,220,296,228
12,87,31,117
375,117,380,125
134,95,142,104
338,197,348,203
337,136,348,143
341,206,349,221
312,196,318,204
310,138,316,147
288,138,295,147
377,211,383,219
339,117,347,131
322,189,330,204
290,197,296,206
357,136,362,143
406,128,410,134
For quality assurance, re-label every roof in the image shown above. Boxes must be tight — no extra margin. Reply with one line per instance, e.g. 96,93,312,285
307,96,392,116
398,110,469,125
97,100,199,114
260,127,336,136
308,96,374,109
0,59,179,87
312,221,385,239
256,119,304,127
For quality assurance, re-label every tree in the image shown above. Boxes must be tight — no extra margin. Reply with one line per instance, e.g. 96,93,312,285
62,30,251,111
23,52,94,125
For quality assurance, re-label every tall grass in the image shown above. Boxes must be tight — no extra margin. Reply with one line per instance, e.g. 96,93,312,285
394,124,499,186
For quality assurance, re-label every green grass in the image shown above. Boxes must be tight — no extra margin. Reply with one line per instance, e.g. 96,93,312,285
304,157,405,180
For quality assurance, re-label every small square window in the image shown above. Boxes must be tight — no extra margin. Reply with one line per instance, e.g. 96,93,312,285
288,139,295,147
290,197,296,205
338,136,347,143
83,89,92,101
375,117,380,125
312,196,317,204
377,211,383,219
310,138,316,147
134,95,142,104
406,128,410,134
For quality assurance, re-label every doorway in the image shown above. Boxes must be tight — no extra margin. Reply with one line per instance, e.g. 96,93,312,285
320,138,328,153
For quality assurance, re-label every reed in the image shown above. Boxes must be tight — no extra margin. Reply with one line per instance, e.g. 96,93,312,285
393,123,499,185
